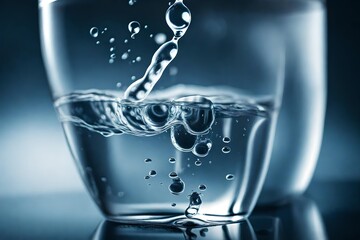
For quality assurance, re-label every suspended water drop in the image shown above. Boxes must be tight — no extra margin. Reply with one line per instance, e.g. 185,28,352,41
169,66,178,76
110,53,116,59
150,34,154,38
185,192,202,218
127,49,131,52
116,82,122,88
109,37,115,43
149,170,157,177
154,33,167,45
222,146,231,154
144,25,148,29
128,21,141,39
169,177,185,195
169,157,176,163
121,52,129,60
199,184,206,191
166,0,191,38
128,0,137,6
109,59,114,64
110,47,115,52
226,174,235,181
131,76,136,81
144,158,152,163
136,56,142,62
223,137,231,143
96,41,100,45
89,27,99,37
132,60,136,63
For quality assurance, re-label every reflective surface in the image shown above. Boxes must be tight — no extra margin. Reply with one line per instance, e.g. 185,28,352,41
1,182,359,239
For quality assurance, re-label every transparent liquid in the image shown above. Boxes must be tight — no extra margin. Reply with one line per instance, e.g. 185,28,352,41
56,86,276,224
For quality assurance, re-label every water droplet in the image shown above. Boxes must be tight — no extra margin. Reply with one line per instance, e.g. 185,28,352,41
150,34,154,38
127,49,131,53
226,174,235,181
128,0,136,6
154,33,167,45
149,170,157,177
169,66,178,76
169,157,176,163
121,52,129,60
199,184,206,191
131,76,136,81
136,56,141,62
96,41,100,45
169,177,185,195
222,146,231,154
89,27,99,37
169,171,178,178
185,192,202,218
171,203,176,207
110,53,116,59
195,159,202,166
166,0,191,38
109,59,114,64
128,21,141,39
144,25,148,29
110,47,115,52
223,137,231,143
101,177,107,182
132,60,136,63
116,82,122,88
109,37,115,43
187,163,191,168
209,160,212,164
193,139,212,157
144,175,150,180
144,158,152,163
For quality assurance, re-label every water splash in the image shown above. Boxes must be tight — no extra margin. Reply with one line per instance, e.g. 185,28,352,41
185,192,202,218
123,0,191,102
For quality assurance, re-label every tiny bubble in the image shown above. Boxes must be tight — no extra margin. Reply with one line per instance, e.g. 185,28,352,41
109,37,115,43
144,175,150,180
121,52,129,60
124,39,128,43
149,170,157,177
144,25,148,29
226,174,235,181
150,34,154,38
110,53,116,59
109,59,114,64
223,137,231,143
169,157,176,163
195,160,202,166
96,41,100,45
199,184,207,191
222,146,231,154
171,203,176,207
169,171,178,178
110,47,115,52
131,76,136,80
127,49,131,52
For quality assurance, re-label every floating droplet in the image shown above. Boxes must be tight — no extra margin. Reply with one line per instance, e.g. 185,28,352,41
96,41,100,45
117,192,125,198
199,184,206,191
150,34,154,38
169,177,185,195
131,76,136,81
121,52,129,60
136,56,141,62
109,59,114,64
109,37,115,43
169,157,176,163
110,47,115,52
149,170,157,177
195,159,202,166
128,21,141,39
169,171,178,178
154,33,167,45
169,66,178,76
185,192,202,218
226,174,235,181
110,53,116,59
89,27,99,37
222,146,231,154
144,158,152,163
223,137,231,143
128,0,136,6
116,82,122,88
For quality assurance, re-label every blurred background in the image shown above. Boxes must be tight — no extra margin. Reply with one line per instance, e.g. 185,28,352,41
0,0,359,238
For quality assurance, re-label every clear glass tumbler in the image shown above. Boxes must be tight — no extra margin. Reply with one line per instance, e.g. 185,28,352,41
39,0,284,225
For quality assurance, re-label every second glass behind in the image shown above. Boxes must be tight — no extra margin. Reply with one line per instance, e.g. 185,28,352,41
40,0,284,225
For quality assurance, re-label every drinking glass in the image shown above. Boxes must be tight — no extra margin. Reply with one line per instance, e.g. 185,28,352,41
40,0,284,225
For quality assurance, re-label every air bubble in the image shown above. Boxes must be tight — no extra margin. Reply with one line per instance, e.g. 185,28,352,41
89,27,99,37
171,125,197,152
171,203,176,207
226,174,235,181
96,41,100,45
116,82,122,88
110,47,115,52
169,157,176,163
222,146,231,154
144,158,152,163
136,56,141,62
109,38,115,43
144,175,150,180
154,33,167,45
149,170,157,177
109,59,114,64
128,21,141,39
195,159,202,166
199,184,206,191
223,137,231,143
131,76,136,80
169,177,185,195
169,171,178,178
110,53,116,59
193,139,212,157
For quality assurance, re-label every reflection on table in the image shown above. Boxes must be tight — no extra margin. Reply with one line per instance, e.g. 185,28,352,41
92,196,327,240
